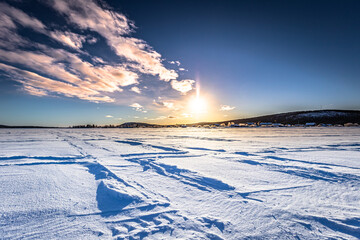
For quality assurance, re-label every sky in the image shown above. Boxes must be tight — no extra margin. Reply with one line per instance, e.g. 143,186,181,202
0,0,359,126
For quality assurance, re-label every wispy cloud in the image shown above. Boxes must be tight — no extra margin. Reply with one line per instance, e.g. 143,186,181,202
105,115,113,118
0,63,114,102
0,2,45,33
49,31,86,49
49,0,178,81
23,85,48,97
0,48,138,102
220,105,236,111
0,0,190,105
0,2,45,50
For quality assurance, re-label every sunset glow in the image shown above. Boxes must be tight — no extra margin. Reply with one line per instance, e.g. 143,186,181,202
1,1,359,239
189,95,207,114
0,0,358,126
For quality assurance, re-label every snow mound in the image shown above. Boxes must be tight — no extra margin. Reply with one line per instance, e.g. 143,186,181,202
96,180,142,215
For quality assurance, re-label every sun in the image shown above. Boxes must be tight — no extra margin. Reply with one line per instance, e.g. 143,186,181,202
189,96,207,114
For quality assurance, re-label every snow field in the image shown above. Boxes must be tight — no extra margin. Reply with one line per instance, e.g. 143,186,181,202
0,128,359,239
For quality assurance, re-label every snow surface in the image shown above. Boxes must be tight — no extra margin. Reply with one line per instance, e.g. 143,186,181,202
0,128,359,239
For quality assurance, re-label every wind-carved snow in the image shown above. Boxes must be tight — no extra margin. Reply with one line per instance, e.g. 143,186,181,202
0,128,359,239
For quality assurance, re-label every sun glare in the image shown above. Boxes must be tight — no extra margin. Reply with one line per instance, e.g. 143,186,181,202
188,80,208,116
189,96,207,114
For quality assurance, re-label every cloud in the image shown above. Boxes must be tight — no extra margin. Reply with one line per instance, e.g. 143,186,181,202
0,3,45,32
49,0,178,81
0,48,138,102
152,99,182,111
0,3,87,52
0,63,114,102
130,103,143,109
105,115,113,118
50,31,86,49
0,2,141,102
130,86,141,94
0,2,45,50
169,60,181,66
178,68,187,71
0,0,189,108
129,103,146,112
23,85,48,97
87,37,97,44
163,101,175,110
220,105,236,111
170,79,195,94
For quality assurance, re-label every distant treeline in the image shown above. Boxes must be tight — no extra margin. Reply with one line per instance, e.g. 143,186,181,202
0,125,52,128
71,122,158,128
72,124,119,128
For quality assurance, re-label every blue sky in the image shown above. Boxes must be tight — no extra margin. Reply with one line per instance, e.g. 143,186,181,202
0,0,359,126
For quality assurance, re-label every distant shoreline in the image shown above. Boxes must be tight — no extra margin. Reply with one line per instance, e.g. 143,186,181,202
1,109,359,128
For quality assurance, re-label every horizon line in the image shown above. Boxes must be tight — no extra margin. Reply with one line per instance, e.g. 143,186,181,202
1,109,359,128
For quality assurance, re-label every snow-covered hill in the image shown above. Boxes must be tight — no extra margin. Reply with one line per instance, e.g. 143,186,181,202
217,109,360,125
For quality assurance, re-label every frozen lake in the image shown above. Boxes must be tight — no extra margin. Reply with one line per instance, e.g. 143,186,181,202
0,128,359,239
